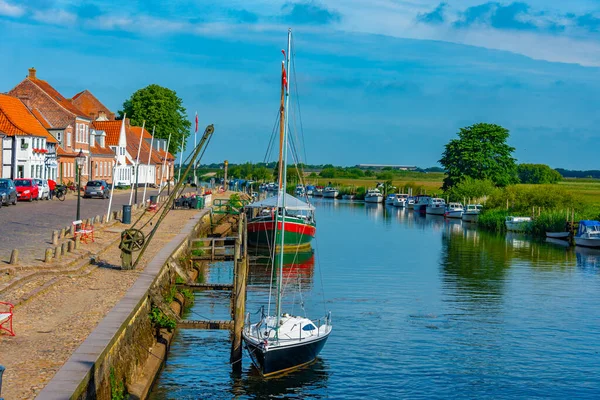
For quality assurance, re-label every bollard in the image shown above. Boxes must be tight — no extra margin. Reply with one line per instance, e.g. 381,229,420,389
44,248,53,263
96,215,101,225
52,230,59,246
74,236,80,250
68,240,74,253
102,214,107,224
61,242,68,256
54,246,62,260
59,228,65,239
9,249,18,265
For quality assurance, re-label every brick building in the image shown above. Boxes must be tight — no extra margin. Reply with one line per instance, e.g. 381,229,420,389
71,90,115,121
9,68,114,184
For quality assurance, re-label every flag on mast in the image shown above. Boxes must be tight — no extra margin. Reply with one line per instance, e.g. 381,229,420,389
194,112,198,187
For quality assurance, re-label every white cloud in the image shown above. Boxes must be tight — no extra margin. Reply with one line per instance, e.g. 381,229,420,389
32,9,77,25
0,0,24,17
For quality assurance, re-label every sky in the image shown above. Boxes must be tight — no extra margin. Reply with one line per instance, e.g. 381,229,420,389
1,1,600,169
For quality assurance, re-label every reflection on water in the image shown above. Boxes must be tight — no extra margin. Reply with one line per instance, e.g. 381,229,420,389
151,198,600,399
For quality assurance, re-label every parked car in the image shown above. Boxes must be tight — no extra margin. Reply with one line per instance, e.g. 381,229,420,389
84,180,110,199
0,178,18,207
34,179,50,200
14,178,39,201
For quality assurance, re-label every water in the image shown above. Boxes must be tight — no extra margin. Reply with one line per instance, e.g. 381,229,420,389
150,200,600,399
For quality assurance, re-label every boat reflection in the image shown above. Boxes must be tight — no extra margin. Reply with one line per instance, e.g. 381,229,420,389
575,246,600,272
231,358,330,397
248,248,315,289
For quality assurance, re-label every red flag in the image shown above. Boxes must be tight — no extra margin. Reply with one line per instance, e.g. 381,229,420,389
195,112,198,133
282,61,287,89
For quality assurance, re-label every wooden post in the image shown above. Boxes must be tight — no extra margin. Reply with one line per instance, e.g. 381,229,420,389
506,198,509,210
68,240,74,253
52,230,59,246
230,214,247,373
9,249,18,265
44,248,53,263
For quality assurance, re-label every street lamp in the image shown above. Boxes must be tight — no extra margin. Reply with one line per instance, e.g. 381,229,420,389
75,149,85,221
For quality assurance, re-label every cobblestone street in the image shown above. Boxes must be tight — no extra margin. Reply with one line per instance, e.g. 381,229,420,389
0,188,161,263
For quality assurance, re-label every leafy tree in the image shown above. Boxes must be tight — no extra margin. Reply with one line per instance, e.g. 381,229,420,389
439,123,518,190
119,84,191,155
518,164,562,184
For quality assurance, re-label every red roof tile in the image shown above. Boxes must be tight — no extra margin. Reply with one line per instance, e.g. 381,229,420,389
28,78,89,119
90,144,115,156
0,94,58,143
30,108,52,129
70,90,114,120
92,120,124,147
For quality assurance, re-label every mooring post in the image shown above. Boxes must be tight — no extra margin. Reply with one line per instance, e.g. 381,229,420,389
230,214,247,373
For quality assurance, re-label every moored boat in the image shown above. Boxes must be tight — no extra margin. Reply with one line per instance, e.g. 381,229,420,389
313,187,323,197
406,197,415,209
393,194,409,207
426,198,446,215
546,231,570,240
505,216,532,232
385,194,398,205
574,220,600,248
364,188,383,203
413,195,431,213
295,184,305,197
462,204,482,222
305,185,315,196
323,187,339,198
444,202,464,219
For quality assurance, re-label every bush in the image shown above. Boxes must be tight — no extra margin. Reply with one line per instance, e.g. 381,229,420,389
528,211,569,236
445,178,497,202
477,209,510,232
486,184,577,213
180,288,195,308
149,306,176,330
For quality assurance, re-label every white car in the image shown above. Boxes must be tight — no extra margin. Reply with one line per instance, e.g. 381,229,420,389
34,179,50,200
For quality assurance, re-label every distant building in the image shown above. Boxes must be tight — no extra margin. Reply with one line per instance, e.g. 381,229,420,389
356,164,417,171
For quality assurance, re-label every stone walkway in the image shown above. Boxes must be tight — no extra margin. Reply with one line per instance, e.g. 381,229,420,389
0,205,207,399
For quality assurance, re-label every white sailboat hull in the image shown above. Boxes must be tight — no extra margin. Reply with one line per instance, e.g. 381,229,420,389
323,191,338,198
365,196,383,203
546,232,570,239
445,210,463,219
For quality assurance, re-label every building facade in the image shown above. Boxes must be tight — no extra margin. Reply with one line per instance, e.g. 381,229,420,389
0,94,58,179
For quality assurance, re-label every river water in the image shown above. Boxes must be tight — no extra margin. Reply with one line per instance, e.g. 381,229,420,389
150,199,600,399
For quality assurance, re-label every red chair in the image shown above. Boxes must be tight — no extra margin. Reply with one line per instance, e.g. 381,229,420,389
0,302,14,336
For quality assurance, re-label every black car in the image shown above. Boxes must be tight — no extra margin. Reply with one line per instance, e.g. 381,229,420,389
0,178,17,207
84,180,110,199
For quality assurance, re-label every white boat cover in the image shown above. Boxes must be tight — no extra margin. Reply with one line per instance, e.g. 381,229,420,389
245,193,315,211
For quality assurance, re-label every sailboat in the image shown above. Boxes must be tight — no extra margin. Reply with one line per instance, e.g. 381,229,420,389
243,29,332,377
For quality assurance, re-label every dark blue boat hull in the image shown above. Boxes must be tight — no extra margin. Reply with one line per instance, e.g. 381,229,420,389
245,335,329,377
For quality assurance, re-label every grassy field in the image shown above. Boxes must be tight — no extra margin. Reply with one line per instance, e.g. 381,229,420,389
303,173,600,208
304,172,445,195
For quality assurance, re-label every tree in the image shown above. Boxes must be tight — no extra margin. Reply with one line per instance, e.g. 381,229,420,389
446,177,497,202
518,164,562,184
439,123,518,190
119,85,191,155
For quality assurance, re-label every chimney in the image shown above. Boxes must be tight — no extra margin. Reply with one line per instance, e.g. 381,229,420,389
98,111,106,120
109,112,115,120
28,67,36,79
89,112,96,120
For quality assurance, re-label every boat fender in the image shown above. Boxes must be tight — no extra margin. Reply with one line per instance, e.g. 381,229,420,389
262,339,268,349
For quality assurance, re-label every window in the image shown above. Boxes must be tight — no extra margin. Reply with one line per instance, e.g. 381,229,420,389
21,138,27,150
30,165,34,178
55,131,62,144
67,130,71,147
85,125,89,143
95,162,98,177
90,131,95,147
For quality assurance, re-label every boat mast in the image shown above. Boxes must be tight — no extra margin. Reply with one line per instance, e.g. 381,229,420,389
275,28,292,334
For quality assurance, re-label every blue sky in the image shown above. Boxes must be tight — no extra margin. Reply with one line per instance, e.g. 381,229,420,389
1,1,600,169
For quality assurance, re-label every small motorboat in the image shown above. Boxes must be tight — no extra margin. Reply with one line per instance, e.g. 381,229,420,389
444,202,464,219
365,189,383,203
545,231,570,240
574,220,600,248
393,194,409,207
323,187,339,198
426,198,446,215
462,204,482,222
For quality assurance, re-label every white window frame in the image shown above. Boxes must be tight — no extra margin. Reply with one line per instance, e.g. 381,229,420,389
67,130,72,147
